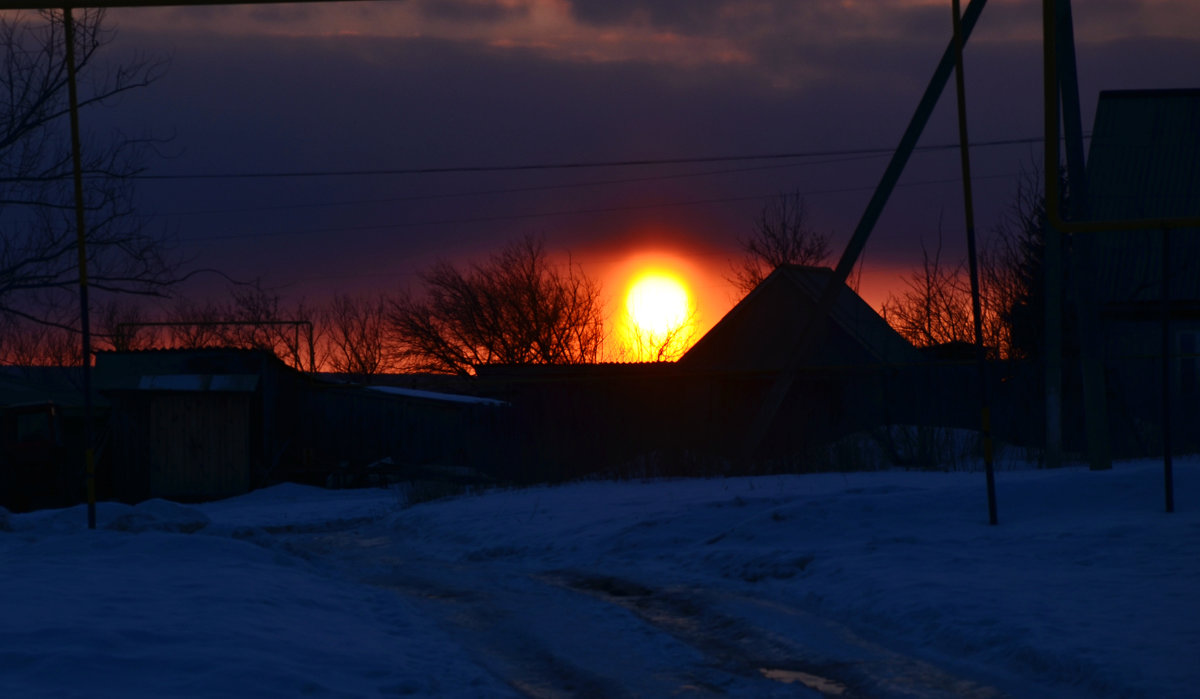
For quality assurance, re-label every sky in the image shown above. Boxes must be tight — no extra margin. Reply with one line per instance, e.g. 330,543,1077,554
55,0,1200,343
3,456,1197,696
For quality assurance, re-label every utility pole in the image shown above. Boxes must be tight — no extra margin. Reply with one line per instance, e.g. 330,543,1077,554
63,6,97,529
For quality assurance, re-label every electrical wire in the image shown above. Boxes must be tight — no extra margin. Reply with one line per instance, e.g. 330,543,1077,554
174,171,1020,245
131,135,1048,182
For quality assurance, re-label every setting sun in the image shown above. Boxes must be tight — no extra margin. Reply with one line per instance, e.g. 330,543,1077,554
627,274,689,334
622,270,696,361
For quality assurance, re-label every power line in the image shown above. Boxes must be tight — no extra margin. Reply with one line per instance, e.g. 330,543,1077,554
147,153,885,219
133,136,1048,182
175,171,1020,245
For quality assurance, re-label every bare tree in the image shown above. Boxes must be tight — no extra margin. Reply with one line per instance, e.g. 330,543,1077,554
223,283,316,370
163,297,227,349
321,293,395,378
620,307,698,363
93,298,154,352
389,236,606,375
729,190,832,294
0,313,78,367
0,10,174,335
881,234,975,349
127,283,316,370
881,228,1013,357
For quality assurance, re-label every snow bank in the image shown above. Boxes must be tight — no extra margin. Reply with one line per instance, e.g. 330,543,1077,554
385,460,1200,697
0,486,504,698
2,459,1196,697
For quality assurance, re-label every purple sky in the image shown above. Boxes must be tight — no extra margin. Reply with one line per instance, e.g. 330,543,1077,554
75,0,1200,335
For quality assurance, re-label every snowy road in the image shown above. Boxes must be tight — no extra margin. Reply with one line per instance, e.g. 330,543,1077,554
5,461,1196,697
274,519,1010,698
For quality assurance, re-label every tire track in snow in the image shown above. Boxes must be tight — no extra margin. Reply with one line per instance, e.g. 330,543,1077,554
364,561,752,698
546,570,1009,699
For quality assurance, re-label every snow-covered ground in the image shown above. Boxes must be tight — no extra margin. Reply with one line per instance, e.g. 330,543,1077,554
2,458,1197,697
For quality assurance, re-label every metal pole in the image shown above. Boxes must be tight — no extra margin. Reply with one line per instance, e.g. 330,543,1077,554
744,0,990,458
64,7,97,529
1055,0,1088,212
1042,0,1064,471
1045,0,1110,472
1162,226,1174,513
307,322,316,373
952,0,997,524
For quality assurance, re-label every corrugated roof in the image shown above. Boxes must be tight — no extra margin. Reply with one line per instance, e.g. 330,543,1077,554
1084,89,1200,304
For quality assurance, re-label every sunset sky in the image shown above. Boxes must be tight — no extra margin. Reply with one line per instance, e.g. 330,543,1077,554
59,0,1200,348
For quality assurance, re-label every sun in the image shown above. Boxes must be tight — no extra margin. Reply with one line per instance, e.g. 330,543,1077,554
623,271,695,360
627,273,690,334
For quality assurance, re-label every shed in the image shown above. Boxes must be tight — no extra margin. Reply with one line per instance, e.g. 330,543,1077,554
0,367,105,511
95,349,302,503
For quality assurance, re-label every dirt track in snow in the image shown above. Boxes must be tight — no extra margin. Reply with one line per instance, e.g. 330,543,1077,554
269,520,1008,698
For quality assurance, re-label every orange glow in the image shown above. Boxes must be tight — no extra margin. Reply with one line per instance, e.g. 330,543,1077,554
601,250,710,361
627,272,690,335
622,270,695,361
567,237,739,362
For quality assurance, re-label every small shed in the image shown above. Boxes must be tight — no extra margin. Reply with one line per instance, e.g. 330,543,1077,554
0,367,103,512
96,349,301,503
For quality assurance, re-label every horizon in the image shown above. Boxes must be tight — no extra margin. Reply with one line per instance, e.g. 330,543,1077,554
3,1,1199,363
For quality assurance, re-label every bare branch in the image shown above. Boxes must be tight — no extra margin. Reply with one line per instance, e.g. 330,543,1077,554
389,235,606,375
729,190,832,295
1,10,176,333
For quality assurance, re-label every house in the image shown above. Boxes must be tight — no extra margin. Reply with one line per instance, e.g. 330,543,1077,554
680,265,919,372
1079,88,1200,454
675,265,926,460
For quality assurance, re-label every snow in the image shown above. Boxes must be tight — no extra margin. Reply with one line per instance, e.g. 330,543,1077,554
2,458,1197,697
366,385,509,407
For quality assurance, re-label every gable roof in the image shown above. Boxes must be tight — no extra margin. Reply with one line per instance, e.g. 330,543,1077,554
1085,89,1200,305
679,265,917,372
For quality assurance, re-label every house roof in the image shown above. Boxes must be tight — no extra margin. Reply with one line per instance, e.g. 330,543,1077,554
0,366,97,410
679,265,917,372
1084,89,1200,304
94,348,292,392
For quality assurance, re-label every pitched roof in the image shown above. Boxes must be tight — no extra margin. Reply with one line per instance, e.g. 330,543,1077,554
679,265,917,372
1085,89,1200,304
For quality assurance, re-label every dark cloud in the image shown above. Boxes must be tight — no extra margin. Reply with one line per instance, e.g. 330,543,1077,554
414,0,531,24
85,4,1200,312
568,0,734,33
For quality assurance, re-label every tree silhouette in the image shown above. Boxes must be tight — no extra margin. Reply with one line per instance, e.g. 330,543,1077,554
389,236,605,375
621,306,697,362
0,10,173,333
322,293,395,379
729,190,831,294
880,169,1069,359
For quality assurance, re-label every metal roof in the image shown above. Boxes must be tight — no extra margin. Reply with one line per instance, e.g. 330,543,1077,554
1084,89,1200,304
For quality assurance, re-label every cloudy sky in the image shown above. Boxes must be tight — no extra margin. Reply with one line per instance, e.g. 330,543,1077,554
68,0,1200,336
